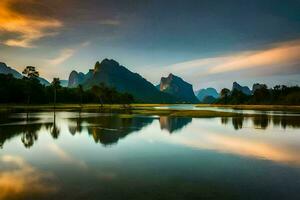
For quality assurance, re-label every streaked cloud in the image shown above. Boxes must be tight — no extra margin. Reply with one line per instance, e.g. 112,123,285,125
209,40,300,74
171,40,300,77
144,39,300,89
47,41,90,65
0,0,62,48
48,49,76,65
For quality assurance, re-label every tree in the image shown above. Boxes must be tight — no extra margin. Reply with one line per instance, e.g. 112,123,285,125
92,85,104,107
51,78,61,108
77,84,84,106
22,66,40,104
220,88,230,104
22,66,39,79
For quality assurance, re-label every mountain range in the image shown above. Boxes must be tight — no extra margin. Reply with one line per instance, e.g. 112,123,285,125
1,59,261,103
68,59,178,103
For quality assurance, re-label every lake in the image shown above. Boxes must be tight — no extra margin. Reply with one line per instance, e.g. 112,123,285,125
1,109,300,200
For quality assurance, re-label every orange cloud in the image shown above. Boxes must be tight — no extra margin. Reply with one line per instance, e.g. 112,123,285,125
146,39,300,86
0,0,62,48
209,40,300,74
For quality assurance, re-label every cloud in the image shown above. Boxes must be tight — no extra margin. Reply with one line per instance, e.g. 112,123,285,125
172,40,300,77
47,41,90,65
144,39,300,88
0,0,63,48
48,49,76,65
208,40,300,74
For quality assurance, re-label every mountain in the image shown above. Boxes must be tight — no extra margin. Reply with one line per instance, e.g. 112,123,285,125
195,87,219,101
232,82,252,95
68,59,175,103
60,80,69,87
0,62,22,78
202,96,217,104
37,77,50,86
0,62,50,86
68,70,85,87
159,73,199,103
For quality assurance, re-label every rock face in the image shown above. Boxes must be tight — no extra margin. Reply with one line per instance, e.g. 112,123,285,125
67,59,175,103
232,82,252,95
0,62,22,78
195,88,219,101
159,73,199,103
68,70,85,87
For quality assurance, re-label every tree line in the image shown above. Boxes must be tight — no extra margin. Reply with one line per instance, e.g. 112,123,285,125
0,72,134,104
218,84,300,105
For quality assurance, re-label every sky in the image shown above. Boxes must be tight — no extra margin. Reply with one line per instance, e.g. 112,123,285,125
1,0,300,91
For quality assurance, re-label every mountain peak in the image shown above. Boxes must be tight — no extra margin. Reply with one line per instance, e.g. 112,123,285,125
0,61,22,79
196,88,219,101
232,81,252,95
159,74,198,103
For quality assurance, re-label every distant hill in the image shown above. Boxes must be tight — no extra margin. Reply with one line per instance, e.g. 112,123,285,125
158,73,199,103
68,59,175,103
195,87,219,101
202,95,217,104
37,77,50,86
0,62,22,79
60,80,69,87
232,82,252,95
0,62,50,86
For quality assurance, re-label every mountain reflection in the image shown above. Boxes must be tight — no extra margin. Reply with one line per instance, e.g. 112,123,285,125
159,116,192,133
221,115,300,130
1,111,300,149
73,115,154,146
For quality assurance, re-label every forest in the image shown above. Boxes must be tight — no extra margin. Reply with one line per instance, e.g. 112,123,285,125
0,74,134,104
218,85,300,105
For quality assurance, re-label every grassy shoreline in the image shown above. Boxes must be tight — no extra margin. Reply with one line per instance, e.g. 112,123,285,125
1,103,299,118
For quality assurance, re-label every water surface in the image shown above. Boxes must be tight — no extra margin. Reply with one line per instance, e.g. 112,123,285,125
1,111,300,200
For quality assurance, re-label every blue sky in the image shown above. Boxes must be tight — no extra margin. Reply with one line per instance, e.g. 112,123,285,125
1,0,300,91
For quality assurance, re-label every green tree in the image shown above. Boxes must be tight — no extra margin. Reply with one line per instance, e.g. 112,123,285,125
92,84,104,107
22,66,40,104
22,66,39,78
220,88,230,104
51,78,61,108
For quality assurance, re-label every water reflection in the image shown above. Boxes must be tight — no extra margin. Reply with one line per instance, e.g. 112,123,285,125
1,111,300,199
1,111,300,149
159,116,192,133
221,115,300,130
0,155,57,199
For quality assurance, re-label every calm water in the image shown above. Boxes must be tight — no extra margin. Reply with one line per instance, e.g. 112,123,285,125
154,104,300,116
1,110,300,200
